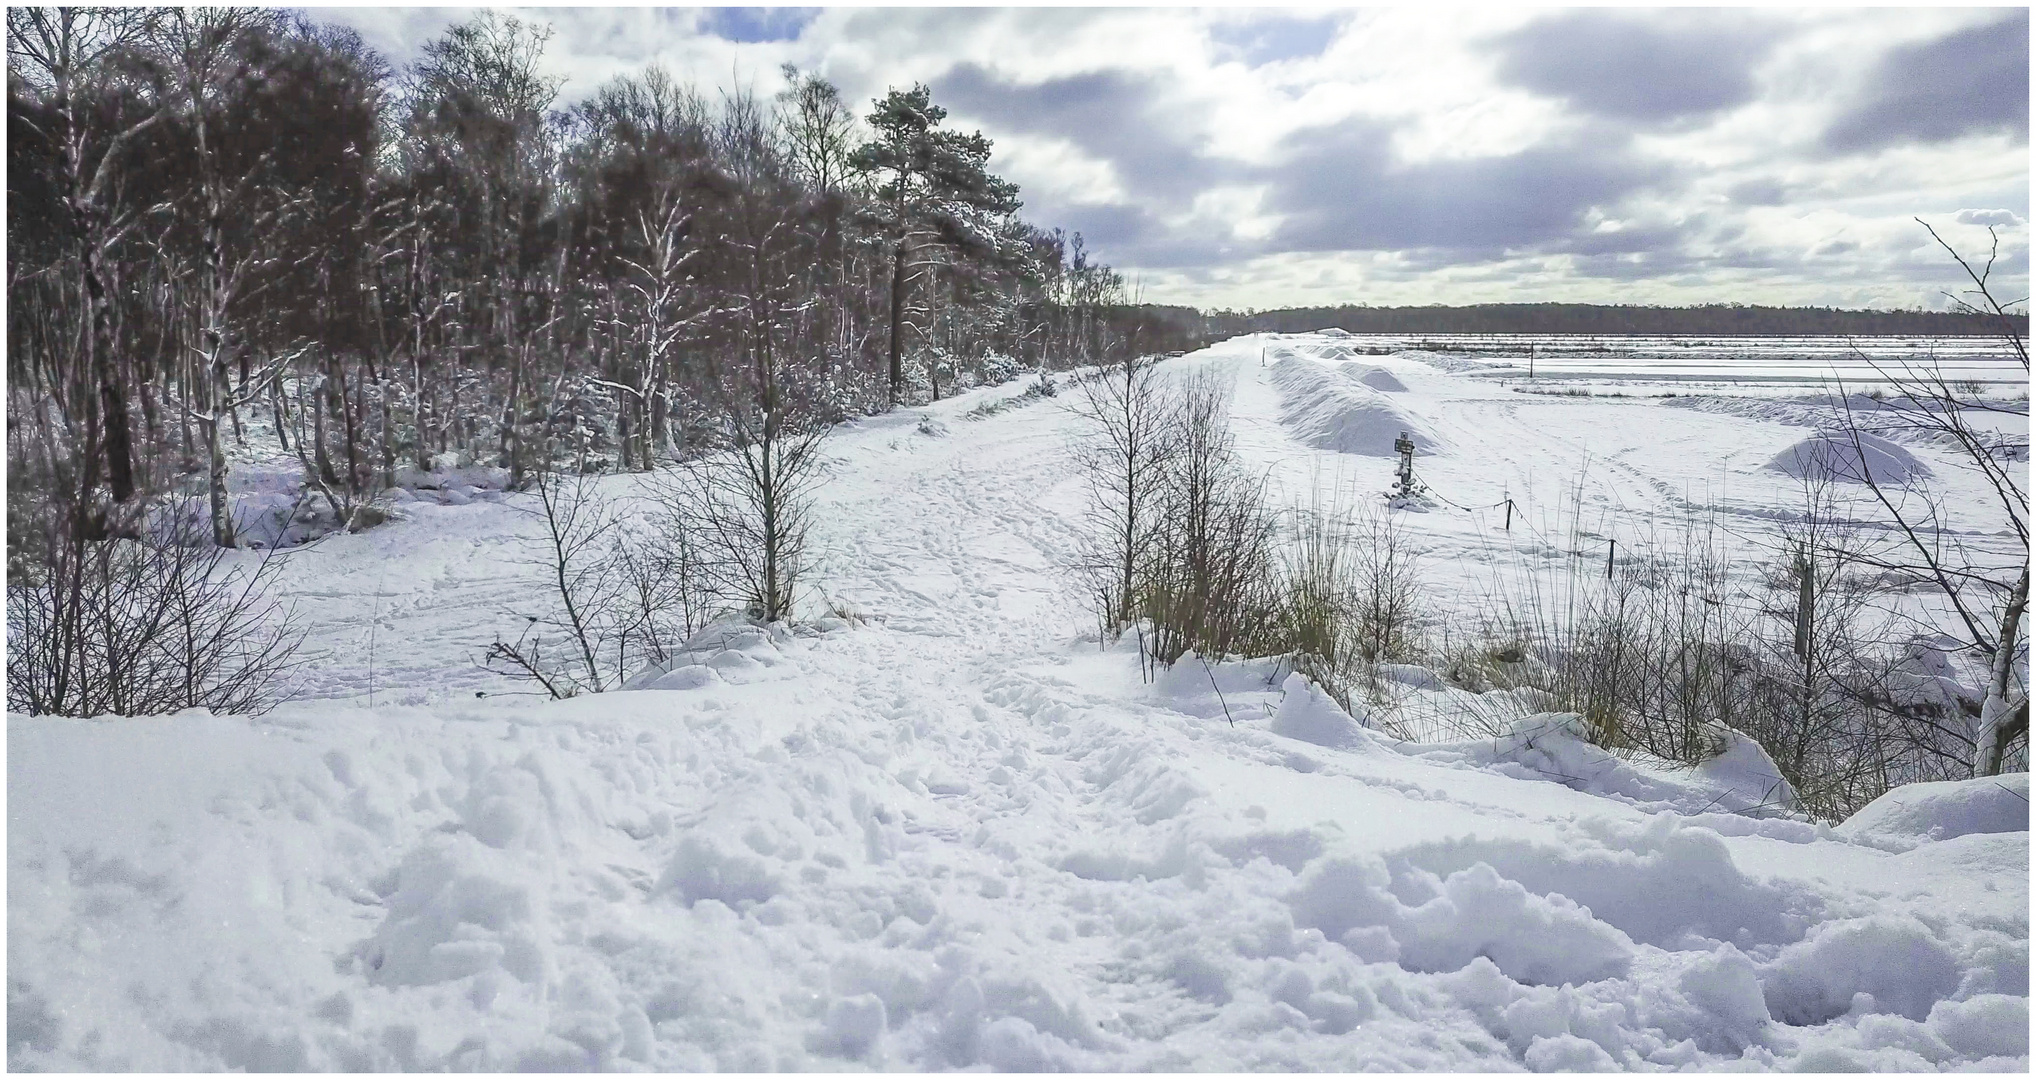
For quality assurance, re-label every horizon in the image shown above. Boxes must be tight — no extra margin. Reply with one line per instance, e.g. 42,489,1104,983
317,6,2031,313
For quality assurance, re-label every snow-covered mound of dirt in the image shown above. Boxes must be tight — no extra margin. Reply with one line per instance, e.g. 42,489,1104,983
1345,365,1409,393
1269,355,1441,457
1833,773,2030,852
1765,431,1930,484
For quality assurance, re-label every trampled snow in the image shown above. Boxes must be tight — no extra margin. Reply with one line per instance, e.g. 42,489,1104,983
9,334,2028,1071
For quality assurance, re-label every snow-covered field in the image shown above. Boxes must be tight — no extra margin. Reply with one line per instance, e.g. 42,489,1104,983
9,334,2029,1071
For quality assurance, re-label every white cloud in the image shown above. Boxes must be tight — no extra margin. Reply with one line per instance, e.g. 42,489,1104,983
307,6,2026,311
1957,209,2027,228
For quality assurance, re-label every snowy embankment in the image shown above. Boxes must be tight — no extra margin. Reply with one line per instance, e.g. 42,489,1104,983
10,337,2030,1071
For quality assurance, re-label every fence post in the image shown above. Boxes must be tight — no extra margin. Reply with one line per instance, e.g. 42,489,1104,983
1606,539,1616,579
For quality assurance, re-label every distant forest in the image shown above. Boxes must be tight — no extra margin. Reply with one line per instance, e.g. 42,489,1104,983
1205,303,2028,340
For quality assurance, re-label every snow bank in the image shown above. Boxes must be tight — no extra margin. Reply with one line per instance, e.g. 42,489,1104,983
1764,430,1930,484
1833,773,2030,852
1268,355,1441,457
1345,365,1410,393
1423,714,1797,819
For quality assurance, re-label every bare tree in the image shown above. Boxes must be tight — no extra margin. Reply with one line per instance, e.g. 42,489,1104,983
8,7,174,509
485,445,704,698
1069,353,1175,635
1838,221,2029,776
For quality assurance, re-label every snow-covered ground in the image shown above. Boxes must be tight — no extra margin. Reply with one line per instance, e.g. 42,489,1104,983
9,335,2029,1070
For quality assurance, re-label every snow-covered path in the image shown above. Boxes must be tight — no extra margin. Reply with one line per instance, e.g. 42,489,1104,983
10,339,2029,1070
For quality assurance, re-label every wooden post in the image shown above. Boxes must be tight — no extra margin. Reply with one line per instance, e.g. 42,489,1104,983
1793,551,1814,662
1504,498,1513,531
1606,539,1616,579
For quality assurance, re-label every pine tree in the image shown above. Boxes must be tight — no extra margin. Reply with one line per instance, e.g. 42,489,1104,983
849,84,1020,405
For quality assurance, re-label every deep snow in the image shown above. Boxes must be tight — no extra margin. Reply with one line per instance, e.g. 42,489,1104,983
8,334,2029,1071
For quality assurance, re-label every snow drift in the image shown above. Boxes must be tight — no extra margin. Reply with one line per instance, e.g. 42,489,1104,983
1345,365,1410,393
1765,430,1930,484
1269,355,1441,457
1833,773,2030,852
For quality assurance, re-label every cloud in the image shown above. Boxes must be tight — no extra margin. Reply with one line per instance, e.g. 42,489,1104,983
1209,14,1345,67
1727,179,1789,207
301,7,2026,309
1822,10,2029,153
935,63,1237,204
1489,11,1780,123
1264,115,1665,256
1956,209,2027,228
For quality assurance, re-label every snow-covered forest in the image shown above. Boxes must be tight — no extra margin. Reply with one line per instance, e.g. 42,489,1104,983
7,8,1194,562
7,6,2031,1074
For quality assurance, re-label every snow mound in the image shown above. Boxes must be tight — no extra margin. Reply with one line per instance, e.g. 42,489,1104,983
1833,773,2029,852
1693,723,1798,814
1759,915,1962,1024
1344,365,1409,393
1267,673,1373,750
1288,853,1635,986
1269,356,1441,457
1765,431,1930,484
623,619,794,690
1419,714,1800,819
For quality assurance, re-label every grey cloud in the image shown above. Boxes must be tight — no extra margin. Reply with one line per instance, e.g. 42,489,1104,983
935,63,1237,204
1822,11,2029,153
1209,15,1344,67
1019,199,1246,271
1489,11,1780,123
1566,251,1712,282
1957,209,2027,228
1727,179,1788,207
1265,116,1667,256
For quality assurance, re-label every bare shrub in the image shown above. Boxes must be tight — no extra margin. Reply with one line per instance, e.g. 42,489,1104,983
1347,500,1424,666
485,451,715,698
1137,369,1285,670
7,494,303,717
1068,353,1175,637
656,405,826,626
1278,484,1428,720
1281,490,1361,707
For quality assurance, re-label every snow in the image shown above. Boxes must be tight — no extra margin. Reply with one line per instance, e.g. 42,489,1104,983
1349,365,1411,393
1765,429,1932,484
1268,352,1442,456
9,333,2028,1071
1833,773,2030,852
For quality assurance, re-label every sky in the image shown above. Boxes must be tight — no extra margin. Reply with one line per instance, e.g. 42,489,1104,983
313,5,2030,312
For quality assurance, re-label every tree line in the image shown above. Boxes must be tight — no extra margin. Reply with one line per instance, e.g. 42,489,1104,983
1212,302,2028,339
6,8,1194,555
4,7,1192,716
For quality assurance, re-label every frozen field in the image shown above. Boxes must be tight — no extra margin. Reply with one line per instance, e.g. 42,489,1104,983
1313,332,2027,388
9,334,2029,1071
